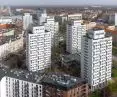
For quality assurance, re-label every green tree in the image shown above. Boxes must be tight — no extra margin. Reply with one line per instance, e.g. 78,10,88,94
89,90,101,97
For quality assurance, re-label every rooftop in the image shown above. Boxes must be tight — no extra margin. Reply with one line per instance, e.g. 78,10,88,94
28,24,49,34
68,13,82,17
41,72,86,90
90,28,104,31
0,68,43,84
61,53,80,63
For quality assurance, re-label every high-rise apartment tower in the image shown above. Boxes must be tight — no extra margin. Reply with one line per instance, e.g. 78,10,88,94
81,29,112,91
26,26,51,72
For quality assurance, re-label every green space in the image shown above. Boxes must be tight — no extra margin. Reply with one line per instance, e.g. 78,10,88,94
112,68,117,78
112,47,117,56
105,60,117,97
106,80,117,93
2,49,26,69
113,42,117,47
59,21,67,36
112,60,117,78
89,90,101,97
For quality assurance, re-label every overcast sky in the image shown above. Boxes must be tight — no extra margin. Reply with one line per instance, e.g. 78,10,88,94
0,0,117,6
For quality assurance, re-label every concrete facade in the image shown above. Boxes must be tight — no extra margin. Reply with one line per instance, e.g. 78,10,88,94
81,29,112,91
26,26,51,72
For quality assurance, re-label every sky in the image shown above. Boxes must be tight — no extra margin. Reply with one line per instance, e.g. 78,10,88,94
0,0,117,6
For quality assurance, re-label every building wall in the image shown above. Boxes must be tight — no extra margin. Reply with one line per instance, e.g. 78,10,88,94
81,30,112,91
0,24,14,29
0,77,6,97
0,37,24,59
37,9,47,25
86,22,96,30
66,25,72,53
0,76,42,97
66,21,86,54
67,14,82,21
43,83,89,97
62,16,67,23
115,13,117,26
108,14,115,24
26,26,51,71
0,18,12,24
23,13,33,30
44,17,59,46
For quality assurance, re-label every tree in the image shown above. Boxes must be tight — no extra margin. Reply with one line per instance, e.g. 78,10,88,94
89,90,101,97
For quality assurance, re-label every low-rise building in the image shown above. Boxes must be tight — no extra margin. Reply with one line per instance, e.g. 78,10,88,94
41,72,89,97
61,53,80,67
0,37,24,59
67,14,82,21
0,17,13,24
0,68,43,97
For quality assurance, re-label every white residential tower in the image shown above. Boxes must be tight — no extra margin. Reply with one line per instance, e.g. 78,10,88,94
81,29,112,91
66,20,86,54
26,26,51,72
44,16,59,45
23,13,33,30
37,8,47,25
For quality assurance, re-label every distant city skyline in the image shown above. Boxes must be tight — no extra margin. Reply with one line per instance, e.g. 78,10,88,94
0,0,117,6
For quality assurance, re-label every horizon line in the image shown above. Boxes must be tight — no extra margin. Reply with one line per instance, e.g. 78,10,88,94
1,4,117,7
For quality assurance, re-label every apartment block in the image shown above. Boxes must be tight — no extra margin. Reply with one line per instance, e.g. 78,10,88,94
23,13,33,30
37,8,47,25
0,37,23,59
67,14,82,21
66,20,86,54
37,9,59,46
115,13,117,26
26,26,51,72
44,16,59,45
41,72,89,97
0,68,43,97
81,29,112,91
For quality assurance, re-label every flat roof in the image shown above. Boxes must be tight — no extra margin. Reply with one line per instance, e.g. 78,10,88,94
41,72,86,90
89,28,104,31
0,68,42,84
62,53,80,63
